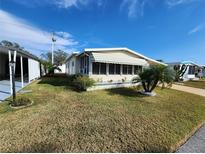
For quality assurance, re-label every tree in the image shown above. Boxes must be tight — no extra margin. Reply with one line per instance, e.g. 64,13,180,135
41,50,68,66
54,49,68,65
132,65,175,94
1,40,25,51
173,64,188,82
1,40,13,47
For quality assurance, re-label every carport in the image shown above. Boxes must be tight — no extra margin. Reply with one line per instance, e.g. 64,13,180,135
0,46,40,101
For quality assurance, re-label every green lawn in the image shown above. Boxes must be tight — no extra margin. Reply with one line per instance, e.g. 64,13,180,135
0,76,205,152
183,80,205,89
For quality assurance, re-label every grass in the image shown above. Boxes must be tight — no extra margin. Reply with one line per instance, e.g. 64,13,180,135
0,76,205,152
183,79,205,89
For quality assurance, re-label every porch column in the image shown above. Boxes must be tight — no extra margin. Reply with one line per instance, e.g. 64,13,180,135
120,64,123,75
132,65,134,75
20,56,24,88
88,56,92,76
106,63,109,75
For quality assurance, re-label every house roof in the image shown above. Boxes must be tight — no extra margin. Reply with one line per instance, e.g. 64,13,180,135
91,51,149,66
167,61,202,67
83,47,167,66
65,52,79,62
0,45,39,61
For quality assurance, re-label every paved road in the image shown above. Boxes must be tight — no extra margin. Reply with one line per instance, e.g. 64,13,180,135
171,84,205,97
176,125,205,153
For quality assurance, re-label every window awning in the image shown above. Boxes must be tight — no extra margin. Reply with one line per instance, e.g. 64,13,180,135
91,52,149,66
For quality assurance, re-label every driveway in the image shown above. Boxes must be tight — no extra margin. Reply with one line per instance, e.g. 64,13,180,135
0,80,27,102
171,84,205,97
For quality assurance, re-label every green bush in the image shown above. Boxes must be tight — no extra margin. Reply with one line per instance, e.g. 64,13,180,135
11,96,32,107
73,76,95,91
67,74,83,83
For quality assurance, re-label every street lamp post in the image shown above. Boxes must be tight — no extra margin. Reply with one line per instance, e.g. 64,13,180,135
9,60,16,104
51,33,56,65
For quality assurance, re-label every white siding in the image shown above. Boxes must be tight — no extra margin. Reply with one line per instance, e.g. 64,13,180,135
28,58,40,82
65,56,77,75
90,74,139,83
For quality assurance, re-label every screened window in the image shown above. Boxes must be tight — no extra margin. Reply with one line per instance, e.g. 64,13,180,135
188,66,195,75
80,56,89,74
134,66,142,74
123,65,128,74
109,64,121,75
100,63,106,74
115,64,121,74
93,62,100,74
109,64,115,74
92,62,106,75
128,65,132,74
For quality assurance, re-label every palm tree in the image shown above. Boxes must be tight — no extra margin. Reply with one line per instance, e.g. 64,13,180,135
132,65,175,95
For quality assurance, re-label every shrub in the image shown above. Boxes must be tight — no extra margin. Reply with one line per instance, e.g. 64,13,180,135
67,74,82,82
11,96,32,107
73,76,95,91
132,65,175,93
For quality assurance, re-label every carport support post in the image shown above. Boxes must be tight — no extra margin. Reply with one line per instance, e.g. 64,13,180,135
20,56,24,88
11,62,16,104
8,50,12,94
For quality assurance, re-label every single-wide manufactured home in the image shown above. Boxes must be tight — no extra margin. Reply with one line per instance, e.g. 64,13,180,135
0,45,41,101
167,61,203,81
65,48,166,90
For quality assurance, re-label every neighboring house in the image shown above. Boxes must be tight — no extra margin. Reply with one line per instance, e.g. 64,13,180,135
167,61,203,81
201,65,205,77
0,45,41,89
65,48,166,89
54,64,66,74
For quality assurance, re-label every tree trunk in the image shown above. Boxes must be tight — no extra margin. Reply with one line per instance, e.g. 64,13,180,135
150,79,159,92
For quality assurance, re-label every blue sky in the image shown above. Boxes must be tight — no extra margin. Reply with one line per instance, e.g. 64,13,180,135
0,0,205,64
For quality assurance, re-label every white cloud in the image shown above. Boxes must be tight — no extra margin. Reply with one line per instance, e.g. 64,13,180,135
0,10,78,55
55,0,78,9
166,0,198,7
120,0,148,18
9,0,104,10
55,31,72,39
188,24,204,35
55,0,104,9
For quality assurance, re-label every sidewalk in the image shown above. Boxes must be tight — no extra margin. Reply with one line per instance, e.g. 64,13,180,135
171,84,205,97
176,124,205,153
172,84,205,152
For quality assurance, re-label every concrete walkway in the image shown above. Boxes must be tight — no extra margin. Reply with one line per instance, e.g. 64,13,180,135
171,84,205,97
0,80,27,102
176,124,205,153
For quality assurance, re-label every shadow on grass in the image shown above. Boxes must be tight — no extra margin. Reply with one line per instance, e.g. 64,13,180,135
38,76,82,92
17,142,58,153
107,87,146,98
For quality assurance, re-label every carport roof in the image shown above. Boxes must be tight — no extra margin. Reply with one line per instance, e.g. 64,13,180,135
0,45,39,61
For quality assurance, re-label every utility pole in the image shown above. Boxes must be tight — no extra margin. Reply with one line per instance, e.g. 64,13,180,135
51,32,56,65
